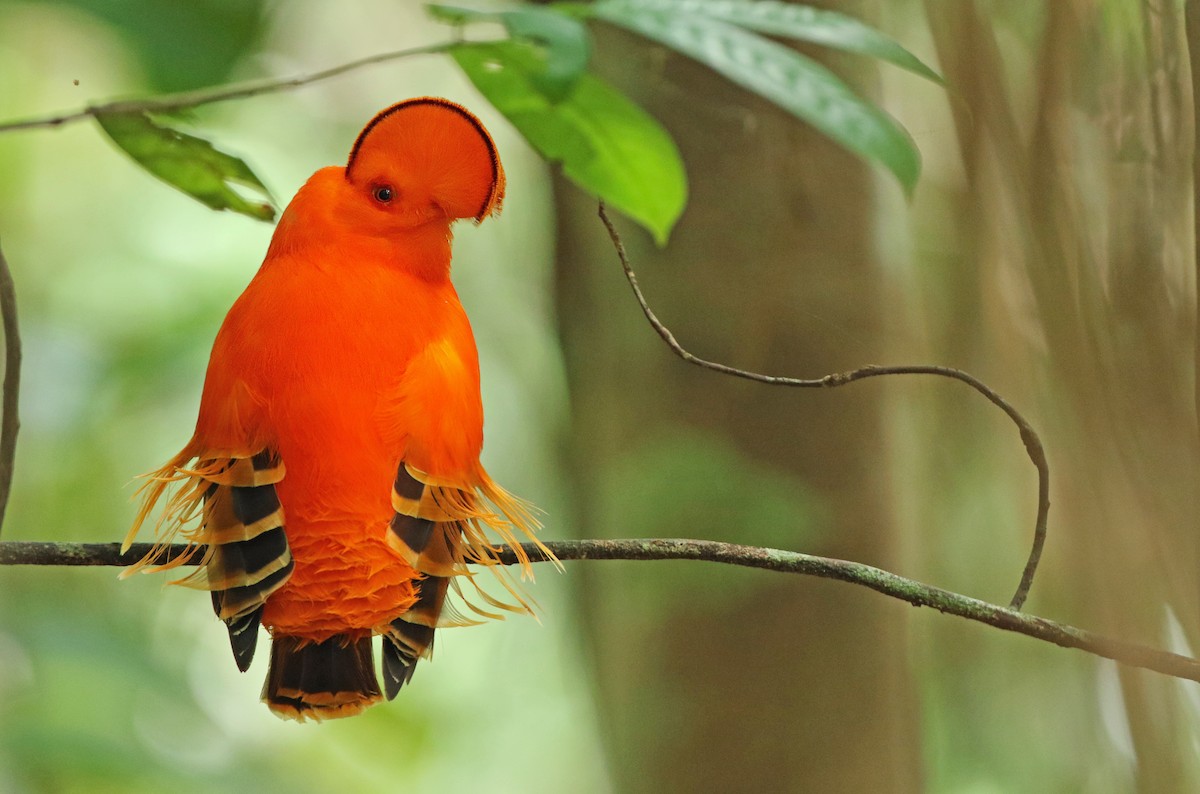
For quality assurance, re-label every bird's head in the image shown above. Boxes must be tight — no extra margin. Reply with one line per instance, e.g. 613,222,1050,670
341,97,505,232
266,98,504,278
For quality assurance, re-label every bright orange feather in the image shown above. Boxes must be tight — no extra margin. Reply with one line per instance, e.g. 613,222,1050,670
123,98,549,719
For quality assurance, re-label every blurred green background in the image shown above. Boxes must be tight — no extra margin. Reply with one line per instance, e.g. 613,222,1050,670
1,1,1198,792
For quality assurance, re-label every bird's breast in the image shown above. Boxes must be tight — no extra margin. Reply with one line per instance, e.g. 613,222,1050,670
216,253,483,515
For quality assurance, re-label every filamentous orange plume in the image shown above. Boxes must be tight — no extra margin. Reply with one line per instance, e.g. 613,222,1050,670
122,97,553,721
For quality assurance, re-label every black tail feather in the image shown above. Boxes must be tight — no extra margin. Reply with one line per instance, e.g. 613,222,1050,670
264,635,382,721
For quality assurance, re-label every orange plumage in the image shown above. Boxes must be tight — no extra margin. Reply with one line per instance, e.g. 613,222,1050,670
123,98,549,721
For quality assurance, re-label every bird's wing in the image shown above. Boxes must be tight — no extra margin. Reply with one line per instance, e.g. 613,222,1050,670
123,446,293,672
204,449,292,671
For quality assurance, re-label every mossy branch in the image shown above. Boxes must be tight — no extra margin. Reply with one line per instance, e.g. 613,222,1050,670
2,538,1199,684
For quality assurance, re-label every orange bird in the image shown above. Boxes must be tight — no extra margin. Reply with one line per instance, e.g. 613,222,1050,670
123,98,550,721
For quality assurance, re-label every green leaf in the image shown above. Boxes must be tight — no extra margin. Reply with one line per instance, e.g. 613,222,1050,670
590,0,943,84
96,111,275,221
428,4,592,100
452,40,686,244
425,3,489,25
499,7,593,100
58,0,269,93
591,5,921,194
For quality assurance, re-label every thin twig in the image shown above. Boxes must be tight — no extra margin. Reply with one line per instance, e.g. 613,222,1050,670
0,42,458,133
596,202,1049,611
0,242,19,537
1,538,1196,683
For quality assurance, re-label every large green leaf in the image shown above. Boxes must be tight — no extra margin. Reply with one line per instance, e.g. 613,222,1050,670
56,0,268,92
591,0,943,84
429,4,592,100
96,111,276,221
452,41,686,244
591,5,921,194
424,2,487,23
500,7,594,100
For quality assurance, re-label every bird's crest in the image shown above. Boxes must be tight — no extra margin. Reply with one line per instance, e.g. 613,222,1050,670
345,97,505,222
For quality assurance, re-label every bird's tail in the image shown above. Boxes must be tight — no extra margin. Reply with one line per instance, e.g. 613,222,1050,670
262,634,382,722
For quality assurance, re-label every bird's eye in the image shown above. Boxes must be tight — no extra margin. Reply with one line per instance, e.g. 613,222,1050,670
373,185,394,203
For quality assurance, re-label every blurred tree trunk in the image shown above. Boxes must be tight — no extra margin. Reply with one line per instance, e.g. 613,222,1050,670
920,1,1200,790
551,10,922,793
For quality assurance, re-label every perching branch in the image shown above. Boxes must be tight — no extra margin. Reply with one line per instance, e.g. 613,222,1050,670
0,241,19,538
2,538,1199,684
596,203,1050,611
0,42,457,133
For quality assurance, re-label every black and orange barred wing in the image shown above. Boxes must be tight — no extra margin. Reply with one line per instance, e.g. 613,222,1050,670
381,461,557,699
122,448,293,671
382,464,453,697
